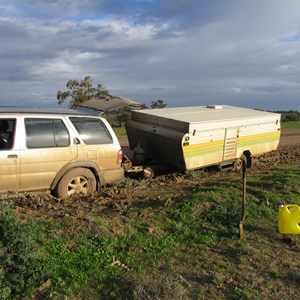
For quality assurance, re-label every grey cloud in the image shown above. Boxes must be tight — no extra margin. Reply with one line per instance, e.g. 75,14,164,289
252,86,282,94
1,1,300,111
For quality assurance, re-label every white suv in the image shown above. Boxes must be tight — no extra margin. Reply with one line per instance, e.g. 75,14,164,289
0,107,124,198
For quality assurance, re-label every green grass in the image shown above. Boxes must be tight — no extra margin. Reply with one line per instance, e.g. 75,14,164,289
1,166,300,299
112,126,127,137
0,202,49,299
281,121,300,129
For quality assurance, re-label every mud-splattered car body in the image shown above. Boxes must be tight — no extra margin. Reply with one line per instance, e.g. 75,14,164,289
0,107,123,198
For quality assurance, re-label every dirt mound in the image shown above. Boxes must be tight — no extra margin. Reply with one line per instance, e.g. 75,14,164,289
253,144,300,170
252,127,300,170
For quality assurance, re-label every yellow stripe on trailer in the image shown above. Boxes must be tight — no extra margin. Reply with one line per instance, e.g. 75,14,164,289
183,140,223,158
183,131,280,159
238,131,280,148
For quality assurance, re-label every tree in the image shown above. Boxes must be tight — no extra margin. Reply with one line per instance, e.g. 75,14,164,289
115,108,130,127
57,75,110,108
150,99,167,109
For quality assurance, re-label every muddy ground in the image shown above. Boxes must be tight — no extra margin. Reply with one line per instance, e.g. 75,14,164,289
1,128,300,221
0,128,298,300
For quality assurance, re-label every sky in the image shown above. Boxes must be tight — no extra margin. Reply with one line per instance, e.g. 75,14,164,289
0,0,300,111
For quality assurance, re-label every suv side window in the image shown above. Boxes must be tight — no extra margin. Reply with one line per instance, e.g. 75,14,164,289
70,117,113,145
25,118,70,148
0,119,16,150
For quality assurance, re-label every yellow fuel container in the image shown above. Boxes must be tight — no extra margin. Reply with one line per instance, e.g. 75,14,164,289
278,204,300,234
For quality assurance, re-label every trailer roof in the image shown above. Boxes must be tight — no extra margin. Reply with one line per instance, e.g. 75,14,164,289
135,105,280,123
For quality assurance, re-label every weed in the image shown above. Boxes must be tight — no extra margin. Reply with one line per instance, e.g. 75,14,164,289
270,268,282,279
183,170,205,180
3,166,300,299
167,194,217,245
0,201,48,299
46,232,134,296
202,195,241,236
287,270,300,284
113,178,141,189
232,286,251,300
133,275,189,300
212,271,225,285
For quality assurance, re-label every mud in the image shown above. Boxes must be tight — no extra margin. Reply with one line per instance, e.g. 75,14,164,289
253,128,300,169
1,128,299,222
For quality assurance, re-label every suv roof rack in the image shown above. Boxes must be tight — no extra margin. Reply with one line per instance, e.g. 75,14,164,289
0,106,90,115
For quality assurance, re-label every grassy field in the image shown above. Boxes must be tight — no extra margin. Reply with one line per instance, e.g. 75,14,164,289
281,121,300,129
113,126,127,137
1,166,300,299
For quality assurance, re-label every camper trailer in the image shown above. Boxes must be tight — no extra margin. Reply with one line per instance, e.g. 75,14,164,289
125,105,281,174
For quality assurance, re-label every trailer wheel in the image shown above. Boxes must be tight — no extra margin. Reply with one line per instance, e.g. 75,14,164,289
234,154,247,171
143,167,154,179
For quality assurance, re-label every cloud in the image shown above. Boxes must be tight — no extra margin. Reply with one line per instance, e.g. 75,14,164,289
30,50,107,76
230,87,242,94
0,0,300,110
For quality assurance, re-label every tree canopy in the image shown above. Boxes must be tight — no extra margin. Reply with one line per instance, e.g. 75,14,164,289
57,75,110,108
276,110,300,122
150,99,167,109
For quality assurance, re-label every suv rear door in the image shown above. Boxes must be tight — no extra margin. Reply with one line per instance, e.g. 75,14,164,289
69,117,121,170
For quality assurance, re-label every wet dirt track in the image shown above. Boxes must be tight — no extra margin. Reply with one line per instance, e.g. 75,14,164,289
1,128,299,222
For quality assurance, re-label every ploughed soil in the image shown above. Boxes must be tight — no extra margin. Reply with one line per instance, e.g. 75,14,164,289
1,128,299,221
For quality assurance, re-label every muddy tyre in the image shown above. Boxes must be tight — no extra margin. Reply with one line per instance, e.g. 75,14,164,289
234,154,247,172
143,167,155,179
55,168,96,199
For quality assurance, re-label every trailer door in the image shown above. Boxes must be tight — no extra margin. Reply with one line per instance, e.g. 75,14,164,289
223,127,238,161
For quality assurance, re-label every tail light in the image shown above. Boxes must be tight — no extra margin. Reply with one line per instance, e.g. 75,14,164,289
117,149,123,164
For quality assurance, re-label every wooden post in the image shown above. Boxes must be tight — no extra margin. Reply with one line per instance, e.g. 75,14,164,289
239,159,247,239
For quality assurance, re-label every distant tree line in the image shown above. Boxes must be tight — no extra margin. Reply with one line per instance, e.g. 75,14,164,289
150,100,167,109
57,76,168,127
57,76,300,125
275,110,300,122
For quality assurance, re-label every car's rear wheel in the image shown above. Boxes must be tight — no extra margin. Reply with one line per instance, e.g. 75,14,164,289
55,168,96,199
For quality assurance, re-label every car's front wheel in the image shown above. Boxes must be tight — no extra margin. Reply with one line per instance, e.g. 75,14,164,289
55,168,96,199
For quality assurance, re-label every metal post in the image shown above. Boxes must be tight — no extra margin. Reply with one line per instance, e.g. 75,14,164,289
239,159,247,239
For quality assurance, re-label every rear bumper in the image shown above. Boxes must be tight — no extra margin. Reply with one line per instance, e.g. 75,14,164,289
100,167,124,186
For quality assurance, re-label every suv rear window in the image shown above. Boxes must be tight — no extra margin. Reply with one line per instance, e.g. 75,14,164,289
25,118,70,148
70,117,113,145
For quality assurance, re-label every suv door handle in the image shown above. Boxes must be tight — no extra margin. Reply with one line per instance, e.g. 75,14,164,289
7,154,18,159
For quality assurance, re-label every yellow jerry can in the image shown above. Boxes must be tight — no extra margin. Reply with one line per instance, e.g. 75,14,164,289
278,204,300,234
